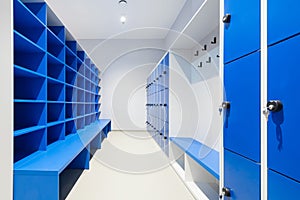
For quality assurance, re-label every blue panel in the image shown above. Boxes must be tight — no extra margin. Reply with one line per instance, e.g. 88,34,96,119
268,170,300,200
171,137,219,179
268,34,300,182
224,0,260,63
268,0,300,45
224,150,260,200
224,52,260,162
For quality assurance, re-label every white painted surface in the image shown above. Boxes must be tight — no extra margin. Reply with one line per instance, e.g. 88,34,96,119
261,0,268,199
67,131,195,200
45,0,187,39
0,0,13,198
169,45,222,152
78,39,167,131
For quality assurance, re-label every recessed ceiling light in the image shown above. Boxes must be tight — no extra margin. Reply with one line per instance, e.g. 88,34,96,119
120,16,126,24
119,0,127,5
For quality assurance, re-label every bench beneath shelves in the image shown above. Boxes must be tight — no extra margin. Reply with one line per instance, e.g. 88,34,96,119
14,119,111,200
170,137,219,179
170,137,219,200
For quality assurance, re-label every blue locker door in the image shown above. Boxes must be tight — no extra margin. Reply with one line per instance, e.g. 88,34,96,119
268,170,300,199
268,0,300,45
268,34,300,182
224,52,260,162
224,0,260,63
224,150,260,200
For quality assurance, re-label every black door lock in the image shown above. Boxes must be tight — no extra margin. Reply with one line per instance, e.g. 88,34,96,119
267,100,283,112
222,101,231,110
220,187,231,199
222,13,231,23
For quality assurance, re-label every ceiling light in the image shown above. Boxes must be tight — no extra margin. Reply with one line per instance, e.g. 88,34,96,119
120,16,126,24
119,0,127,5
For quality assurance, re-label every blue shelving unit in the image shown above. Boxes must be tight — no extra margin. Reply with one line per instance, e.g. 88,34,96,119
13,0,109,199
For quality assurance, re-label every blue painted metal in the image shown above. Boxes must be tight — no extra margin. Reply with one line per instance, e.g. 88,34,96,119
268,34,300,182
224,150,260,200
268,170,300,199
14,120,111,200
268,0,300,45
224,0,260,63
224,52,260,162
170,137,219,179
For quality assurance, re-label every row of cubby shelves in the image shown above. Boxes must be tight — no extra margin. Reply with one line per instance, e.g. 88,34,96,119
14,30,99,78
14,113,101,162
14,102,101,132
14,0,100,75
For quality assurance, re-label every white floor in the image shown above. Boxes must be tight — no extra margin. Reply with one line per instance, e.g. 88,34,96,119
66,131,195,200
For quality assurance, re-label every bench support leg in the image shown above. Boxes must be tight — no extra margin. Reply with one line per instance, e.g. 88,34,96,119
14,173,59,200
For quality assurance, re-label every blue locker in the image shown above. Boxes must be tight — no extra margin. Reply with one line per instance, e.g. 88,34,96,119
224,52,260,162
268,34,300,182
268,170,300,199
224,150,260,200
224,0,260,63
268,0,300,45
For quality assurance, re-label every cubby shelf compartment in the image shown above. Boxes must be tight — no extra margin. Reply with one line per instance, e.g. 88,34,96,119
85,104,92,115
85,67,91,81
66,103,77,119
76,73,85,89
47,103,65,123
76,116,85,130
85,78,91,91
77,88,85,103
47,54,65,81
14,102,46,131
77,103,85,117
47,122,65,146
78,60,85,76
48,26,65,44
14,65,46,101
14,128,47,163
47,29,65,61
66,66,77,85
14,31,46,75
47,78,65,101
14,0,46,50
77,51,86,62
66,41,77,54
65,119,76,135
66,85,77,102
66,48,77,69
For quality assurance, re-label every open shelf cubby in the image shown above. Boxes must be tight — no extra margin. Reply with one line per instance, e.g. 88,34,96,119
14,66,46,101
66,103,77,119
47,54,65,81
14,102,46,131
14,31,47,75
47,29,65,61
47,122,65,146
47,103,65,123
65,119,77,135
47,78,65,102
14,128,47,162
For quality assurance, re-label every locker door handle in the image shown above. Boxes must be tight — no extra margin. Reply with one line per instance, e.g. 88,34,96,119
267,100,283,112
219,187,231,199
222,13,231,23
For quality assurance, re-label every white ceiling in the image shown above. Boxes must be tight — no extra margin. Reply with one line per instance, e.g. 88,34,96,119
46,0,187,40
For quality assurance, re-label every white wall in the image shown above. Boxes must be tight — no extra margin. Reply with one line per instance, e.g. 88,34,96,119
79,39,166,130
0,0,13,198
169,29,222,151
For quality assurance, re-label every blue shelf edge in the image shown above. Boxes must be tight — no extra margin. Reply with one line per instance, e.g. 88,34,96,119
170,137,219,180
14,119,111,174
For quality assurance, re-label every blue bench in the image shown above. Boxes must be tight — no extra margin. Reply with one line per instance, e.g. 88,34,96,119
14,119,111,200
170,137,219,180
